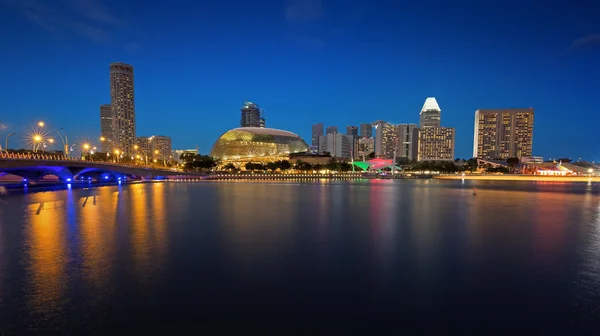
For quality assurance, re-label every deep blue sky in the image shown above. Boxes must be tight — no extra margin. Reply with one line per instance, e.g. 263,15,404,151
1,0,599,159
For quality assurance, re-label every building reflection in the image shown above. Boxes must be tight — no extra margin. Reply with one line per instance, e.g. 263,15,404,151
531,192,572,266
217,183,294,272
80,187,117,291
130,183,152,287
24,192,68,316
367,180,398,282
150,183,167,268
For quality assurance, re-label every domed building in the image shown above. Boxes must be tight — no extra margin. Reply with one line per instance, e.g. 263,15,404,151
210,127,309,163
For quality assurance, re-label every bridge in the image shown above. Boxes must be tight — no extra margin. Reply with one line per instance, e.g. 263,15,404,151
0,152,202,182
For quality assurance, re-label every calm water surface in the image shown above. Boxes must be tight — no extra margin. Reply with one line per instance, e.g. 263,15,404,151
1,179,600,334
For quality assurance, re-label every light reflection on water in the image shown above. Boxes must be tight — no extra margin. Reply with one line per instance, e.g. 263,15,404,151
0,180,599,333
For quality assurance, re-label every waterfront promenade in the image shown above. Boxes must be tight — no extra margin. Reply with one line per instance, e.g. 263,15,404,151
436,174,600,182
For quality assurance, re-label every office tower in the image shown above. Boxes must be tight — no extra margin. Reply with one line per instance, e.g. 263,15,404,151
417,127,455,161
110,62,136,154
346,126,358,136
397,123,418,161
473,108,534,160
99,104,113,152
326,126,338,134
372,120,387,157
420,97,441,127
381,123,399,159
311,123,324,146
357,137,375,159
360,123,373,138
259,118,266,128
241,101,261,127
150,135,173,161
318,133,354,158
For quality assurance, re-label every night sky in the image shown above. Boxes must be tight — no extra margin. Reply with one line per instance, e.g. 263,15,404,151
0,0,599,159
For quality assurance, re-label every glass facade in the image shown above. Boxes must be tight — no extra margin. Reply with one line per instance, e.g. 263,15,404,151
210,127,309,161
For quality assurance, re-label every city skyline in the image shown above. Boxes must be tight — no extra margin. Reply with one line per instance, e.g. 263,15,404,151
1,0,599,159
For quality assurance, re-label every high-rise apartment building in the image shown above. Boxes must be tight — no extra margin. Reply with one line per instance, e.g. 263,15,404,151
417,127,455,161
326,126,338,134
241,102,261,127
346,126,358,136
150,135,173,161
473,108,534,160
397,123,418,161
99,104,113,152
360,123,373,138
311,123,324,146
318,133,353,158
136,136,151,158
419,97,441,127
110,62,136,154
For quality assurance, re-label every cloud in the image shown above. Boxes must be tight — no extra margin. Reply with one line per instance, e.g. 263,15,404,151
124,42,142,52
0,123,8,131
285,0,324,22
564,33,600,54
570,34,600,50
294,35,327,49
8,0,126,45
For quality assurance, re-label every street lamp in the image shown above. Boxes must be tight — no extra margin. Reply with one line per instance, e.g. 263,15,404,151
114,149,120,163
4,132,15,152
32,134,42,152
38,121,45,128
52,128,69,156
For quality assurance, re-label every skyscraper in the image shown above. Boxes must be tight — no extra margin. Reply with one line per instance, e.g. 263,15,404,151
311,123,324,146
359,123,372,137
241,101,261,127
259,118,266,128
416,97,455,161
318,133,353,158
473,108,534,160
346,126,358,136
397,123,418,161
417,127,455,161
372,120,387,157
381,123,398,159
110,62,135,154
419,97,441,127
326,126,338,134
99,104,113,152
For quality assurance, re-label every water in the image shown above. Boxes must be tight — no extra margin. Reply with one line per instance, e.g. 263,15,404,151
1,179,600,334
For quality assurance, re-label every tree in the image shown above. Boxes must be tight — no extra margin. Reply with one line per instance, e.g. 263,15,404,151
279,160,291,170
266,162,279,171
466,158,478,171
223,163,237,171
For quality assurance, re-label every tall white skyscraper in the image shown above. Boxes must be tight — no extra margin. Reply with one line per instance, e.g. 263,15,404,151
419,97,441,127
110,62,136,154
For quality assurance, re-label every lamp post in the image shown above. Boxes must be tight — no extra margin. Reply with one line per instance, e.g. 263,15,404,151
5,132,15,152
82,143,91,160
53,128,69,156
32,134,42,152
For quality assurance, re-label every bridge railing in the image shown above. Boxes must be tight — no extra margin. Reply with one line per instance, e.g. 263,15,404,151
0,152,183,172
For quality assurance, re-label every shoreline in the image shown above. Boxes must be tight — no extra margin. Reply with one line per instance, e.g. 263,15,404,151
435,174,600,182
